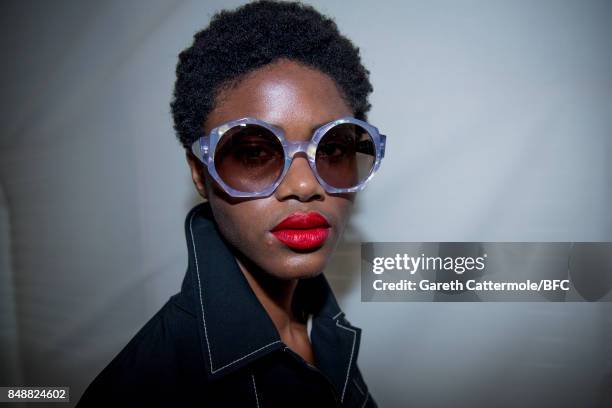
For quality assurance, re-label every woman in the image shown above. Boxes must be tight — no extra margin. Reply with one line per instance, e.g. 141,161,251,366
78,1,384,406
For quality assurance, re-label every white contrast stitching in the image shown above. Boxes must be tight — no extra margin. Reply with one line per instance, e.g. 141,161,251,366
332,311,343,320
335,320,357,403
189,210,214,371
252,373,260,408
212,341,282,373
190,208,281,374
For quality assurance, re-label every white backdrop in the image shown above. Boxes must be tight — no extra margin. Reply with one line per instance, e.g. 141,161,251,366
1,0,611,406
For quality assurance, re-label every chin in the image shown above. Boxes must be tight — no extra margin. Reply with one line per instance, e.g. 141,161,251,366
269,252,330,280
265,263,323,280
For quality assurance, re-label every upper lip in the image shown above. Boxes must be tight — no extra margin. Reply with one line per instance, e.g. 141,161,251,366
271,212,330,231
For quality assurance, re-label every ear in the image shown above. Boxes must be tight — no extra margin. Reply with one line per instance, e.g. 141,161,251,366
186,151,208,200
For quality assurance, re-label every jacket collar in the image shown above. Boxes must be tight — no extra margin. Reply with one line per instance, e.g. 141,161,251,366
178,202,362,402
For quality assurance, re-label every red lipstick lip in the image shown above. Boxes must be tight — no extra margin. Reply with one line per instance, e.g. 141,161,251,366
271,212,330,231
271,212,331,250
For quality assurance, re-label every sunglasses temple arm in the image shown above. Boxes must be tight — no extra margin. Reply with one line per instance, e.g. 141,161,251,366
379,134,386,158
191,136,210,163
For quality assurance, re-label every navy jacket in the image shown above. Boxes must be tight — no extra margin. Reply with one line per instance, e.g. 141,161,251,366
77,203,377,407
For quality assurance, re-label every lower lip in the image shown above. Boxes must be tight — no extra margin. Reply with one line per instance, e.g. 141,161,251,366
271,227,330,250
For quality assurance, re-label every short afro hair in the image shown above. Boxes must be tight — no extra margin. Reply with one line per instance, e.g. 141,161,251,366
170,0,373,149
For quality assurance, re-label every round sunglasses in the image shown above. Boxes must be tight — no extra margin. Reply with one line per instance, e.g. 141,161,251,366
190,117,386,198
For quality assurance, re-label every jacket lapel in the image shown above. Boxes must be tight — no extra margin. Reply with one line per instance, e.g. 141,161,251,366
183,203,282,380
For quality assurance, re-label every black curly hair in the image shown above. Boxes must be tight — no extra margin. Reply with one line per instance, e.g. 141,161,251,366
170,0,373,149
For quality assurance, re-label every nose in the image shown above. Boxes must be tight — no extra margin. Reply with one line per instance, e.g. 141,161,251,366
274,154,325,202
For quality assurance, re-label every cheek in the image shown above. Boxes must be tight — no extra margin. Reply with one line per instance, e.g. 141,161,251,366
208,197,276,254
329,194,356,231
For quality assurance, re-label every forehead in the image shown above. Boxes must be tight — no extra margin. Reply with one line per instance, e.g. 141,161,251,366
204,59,352,135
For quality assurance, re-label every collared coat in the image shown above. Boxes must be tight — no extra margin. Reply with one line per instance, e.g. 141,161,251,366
77,203,377,407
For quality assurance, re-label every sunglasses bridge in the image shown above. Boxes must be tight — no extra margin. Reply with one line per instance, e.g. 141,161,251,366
283,140,317,159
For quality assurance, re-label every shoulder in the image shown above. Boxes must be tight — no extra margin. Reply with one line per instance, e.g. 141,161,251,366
77,294,205,406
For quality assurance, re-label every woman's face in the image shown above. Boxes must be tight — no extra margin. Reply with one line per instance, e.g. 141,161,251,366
187,59,356,280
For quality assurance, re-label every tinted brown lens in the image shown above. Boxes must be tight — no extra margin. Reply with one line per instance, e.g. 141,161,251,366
315,123,375,189
214,124,284,193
